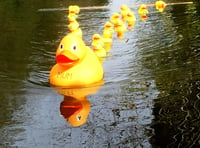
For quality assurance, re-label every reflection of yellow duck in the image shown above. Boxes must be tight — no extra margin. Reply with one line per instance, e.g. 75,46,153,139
110,12,121,25
120,4,130,21
57,84,102,127
68,20,82,38
124,11,136,28
103,21,114,50
114,20,127,39
138,4,149,21
50,34,104,87
155,0,167,12
60,96,90,127
67,5,80,19
91,34,106,58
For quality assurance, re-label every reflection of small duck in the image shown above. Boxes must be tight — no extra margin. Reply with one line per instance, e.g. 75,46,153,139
155,0,167,12
114,20,127,39
68,20,82,38
138,4,149,21
120,4,130,21
67,5,80,19
49,34,104,87
91,34,106,58
60,96,90,127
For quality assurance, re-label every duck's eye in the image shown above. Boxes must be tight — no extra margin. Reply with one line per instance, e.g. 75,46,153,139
60,44,64,50
76,115,81,121
72,45,76,50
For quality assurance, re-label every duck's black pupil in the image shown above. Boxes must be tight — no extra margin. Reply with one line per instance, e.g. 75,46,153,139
60,44,63,49
73,46,76,50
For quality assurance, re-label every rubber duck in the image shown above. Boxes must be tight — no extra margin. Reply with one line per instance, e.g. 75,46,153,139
68,20,82,38
114,19,127,39
49,34,104,87
124,11,136,28
67,5,80,19
110,12,121,26
120,4,130,21
91,34,106,58
138,4,149,21
155,0,167,12
103,21,114,50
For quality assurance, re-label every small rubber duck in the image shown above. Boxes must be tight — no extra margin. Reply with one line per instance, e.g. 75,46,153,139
155,0,167,12
120,4,130,21
114,19,127,39
68,20,82,38
110,12,121,26
67,5,80,20
102,21,114,50
124,11,136,28
138,4,149,21
91,34,106,58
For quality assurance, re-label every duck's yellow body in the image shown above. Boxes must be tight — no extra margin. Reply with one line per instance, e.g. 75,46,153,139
50,34,104,87
155,0,167,12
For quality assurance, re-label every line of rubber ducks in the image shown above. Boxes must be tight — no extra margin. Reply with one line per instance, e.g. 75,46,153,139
49,0,167,88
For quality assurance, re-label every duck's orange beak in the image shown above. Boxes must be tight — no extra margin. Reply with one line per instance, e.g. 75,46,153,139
56,55,76,64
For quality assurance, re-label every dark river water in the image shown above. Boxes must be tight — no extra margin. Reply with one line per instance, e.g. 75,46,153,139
0,0,200,147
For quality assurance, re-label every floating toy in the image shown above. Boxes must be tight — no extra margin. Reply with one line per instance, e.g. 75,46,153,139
103,21,114,50
114,19,127,39
91,34,106,58
68,20,82,38
138,4,149,21
124,11,136,28
49,34,104,87
155,0,167,12
120,4,130,21
110,12,121,25
67,5,80,19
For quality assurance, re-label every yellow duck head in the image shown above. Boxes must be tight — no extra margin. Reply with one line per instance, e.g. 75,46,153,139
110,12,121,25
91,34,106,57
155,0,167,12
68,21,79,32
104,21,113,30
68,5,80,14
55,34,86,67
60,96,90,127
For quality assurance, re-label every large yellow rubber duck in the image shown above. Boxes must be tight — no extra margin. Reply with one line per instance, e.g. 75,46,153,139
114,19,127,39
68,20,82,38
103,21,114,50
155,0,167,12
49,34,104,87
138,4,149,21
91,34,106,58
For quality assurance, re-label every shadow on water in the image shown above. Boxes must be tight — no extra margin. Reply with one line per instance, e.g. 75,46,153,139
0,0,200,147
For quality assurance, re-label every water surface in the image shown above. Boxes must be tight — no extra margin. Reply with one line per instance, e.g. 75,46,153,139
0,0,200,147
